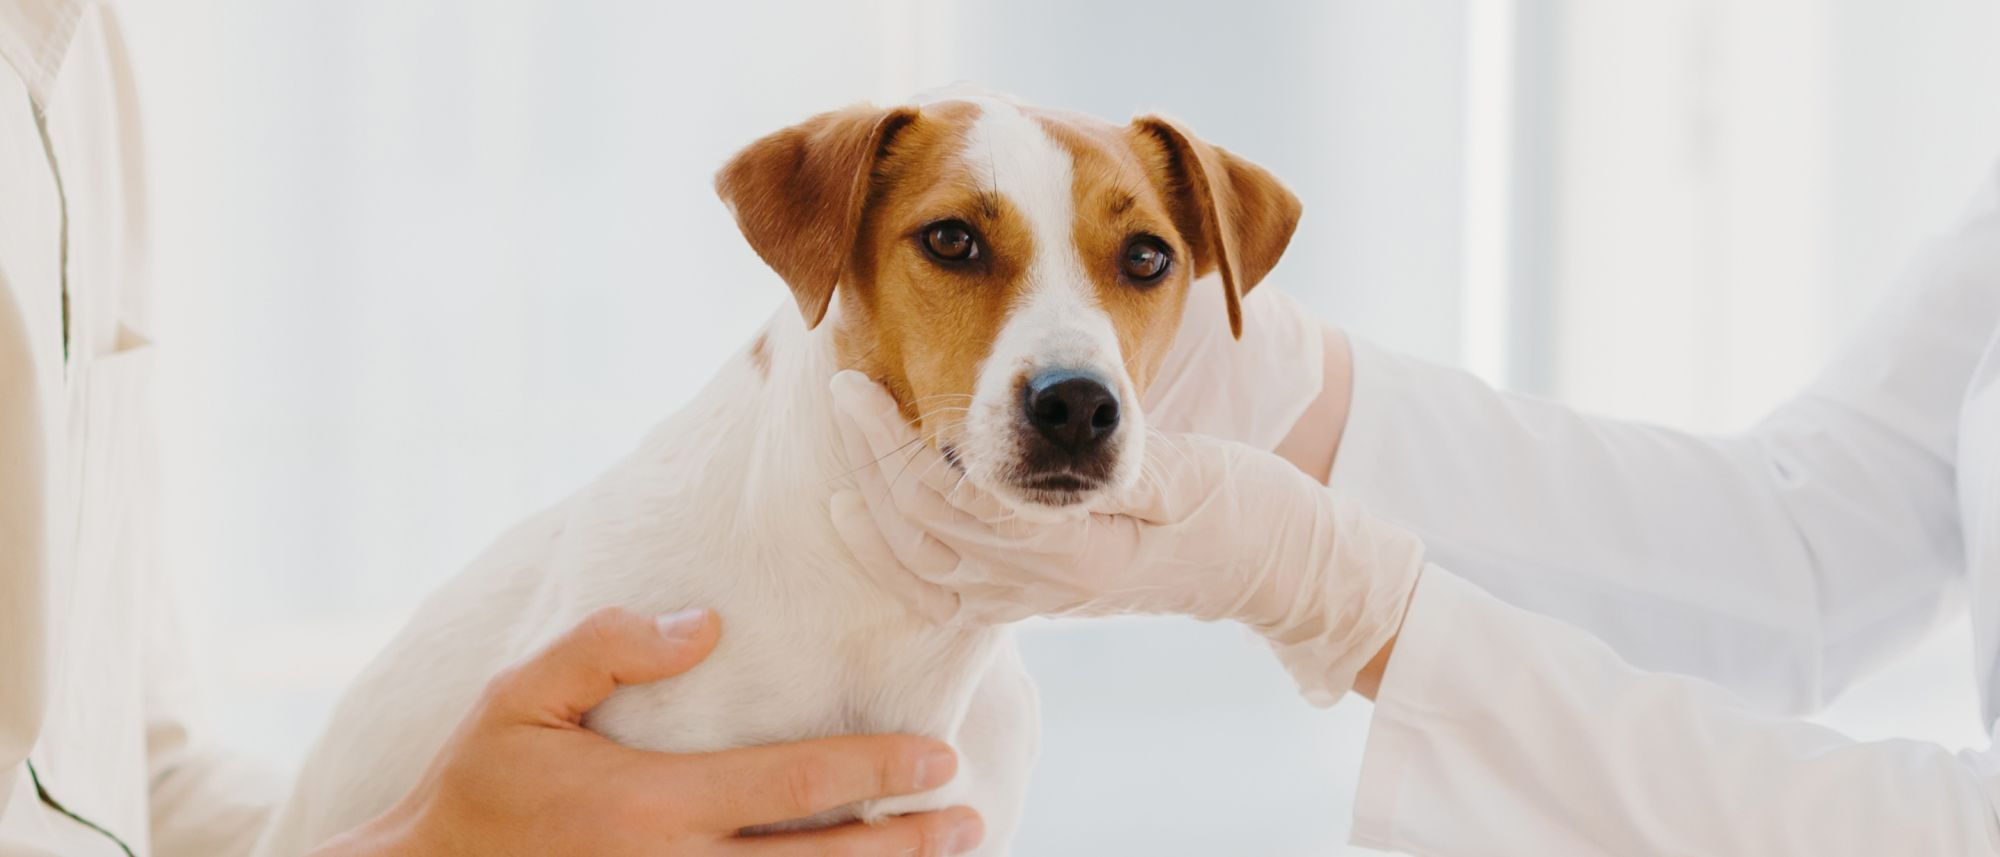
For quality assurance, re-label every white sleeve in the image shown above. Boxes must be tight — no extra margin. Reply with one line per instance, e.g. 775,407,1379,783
1352,566,2000,856
1329,171,2000,712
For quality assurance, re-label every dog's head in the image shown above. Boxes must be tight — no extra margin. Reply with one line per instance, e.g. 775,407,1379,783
718,94,1299,512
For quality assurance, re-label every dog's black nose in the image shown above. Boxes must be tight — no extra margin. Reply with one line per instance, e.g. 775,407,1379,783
1025,371,1120,452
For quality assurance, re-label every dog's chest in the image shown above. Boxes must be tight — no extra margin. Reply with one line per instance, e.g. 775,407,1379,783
581,583,1002,753
531,325,1014,805
547,471,1004,755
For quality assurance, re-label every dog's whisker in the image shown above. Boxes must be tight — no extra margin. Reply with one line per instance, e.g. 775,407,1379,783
885,439,939,495
944,469,983,508
825,435,925,486
912,450,956,490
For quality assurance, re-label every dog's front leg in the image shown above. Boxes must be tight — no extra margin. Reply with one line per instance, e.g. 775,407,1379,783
863,642,1040,856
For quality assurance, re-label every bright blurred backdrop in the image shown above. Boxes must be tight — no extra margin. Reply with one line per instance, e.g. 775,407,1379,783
114,1,2000,854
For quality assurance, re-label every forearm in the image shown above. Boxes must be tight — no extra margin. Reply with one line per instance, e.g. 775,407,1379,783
1271,325,1351,484
1353,566,2000,856
1350,629,1394,701
1271,325,1836,705
1286,327,1833,590
1315,331,1966,711
1267,325,1394,704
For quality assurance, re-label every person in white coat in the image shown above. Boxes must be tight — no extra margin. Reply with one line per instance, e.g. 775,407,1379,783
1,3,983,855
832,156,2000,853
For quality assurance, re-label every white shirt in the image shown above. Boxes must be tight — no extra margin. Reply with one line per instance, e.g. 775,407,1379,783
1327,162,2000,853
1,2,274,855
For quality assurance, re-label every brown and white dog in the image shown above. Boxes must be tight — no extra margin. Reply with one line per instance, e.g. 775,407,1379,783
252,90,1299,856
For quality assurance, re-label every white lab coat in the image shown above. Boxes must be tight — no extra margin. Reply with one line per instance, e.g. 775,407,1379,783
1329,163,2000,853
1,2,274,855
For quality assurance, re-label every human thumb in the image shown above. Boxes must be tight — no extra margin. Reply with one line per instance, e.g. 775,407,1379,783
490,607,720,725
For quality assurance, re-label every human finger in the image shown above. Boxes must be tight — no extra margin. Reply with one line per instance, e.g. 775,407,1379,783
730,806,984,857
487,607,719,726
669,733,958,830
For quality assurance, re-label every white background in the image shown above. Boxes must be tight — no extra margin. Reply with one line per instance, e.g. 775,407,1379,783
114,1,2000,854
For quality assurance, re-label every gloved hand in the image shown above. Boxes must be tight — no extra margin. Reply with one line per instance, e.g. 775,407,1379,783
828,370,1426,704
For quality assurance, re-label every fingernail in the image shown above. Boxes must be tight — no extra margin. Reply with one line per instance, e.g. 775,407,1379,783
947,818,984,854
913,747,956,790
655,609,708,644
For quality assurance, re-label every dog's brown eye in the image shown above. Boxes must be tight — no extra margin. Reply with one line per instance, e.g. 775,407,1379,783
1121,236,1171,283
922,221,979,262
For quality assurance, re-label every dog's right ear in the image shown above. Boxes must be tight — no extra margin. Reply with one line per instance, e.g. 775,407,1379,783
716,105,919,329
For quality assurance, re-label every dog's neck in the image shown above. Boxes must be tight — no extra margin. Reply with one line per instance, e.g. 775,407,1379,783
754,306,851,490
630,303,876,571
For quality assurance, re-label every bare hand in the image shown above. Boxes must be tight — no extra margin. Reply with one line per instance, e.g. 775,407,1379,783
308,608,984,856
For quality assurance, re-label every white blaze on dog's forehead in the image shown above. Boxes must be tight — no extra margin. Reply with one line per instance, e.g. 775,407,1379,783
959,100,1072,251
949,98,1147,507
956,99,1115,360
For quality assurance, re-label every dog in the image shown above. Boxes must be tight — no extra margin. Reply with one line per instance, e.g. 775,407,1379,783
251,90,1300,856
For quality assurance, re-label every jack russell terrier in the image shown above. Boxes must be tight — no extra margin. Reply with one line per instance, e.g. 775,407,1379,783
253,90,1300,856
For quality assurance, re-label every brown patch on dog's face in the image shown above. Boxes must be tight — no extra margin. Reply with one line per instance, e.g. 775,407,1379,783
1031,110,1200,403
717,96,1299,510
832,101,1030,449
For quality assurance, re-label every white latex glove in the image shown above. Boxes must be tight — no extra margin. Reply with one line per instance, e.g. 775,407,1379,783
1143,283,1326,450
828,370,1426,704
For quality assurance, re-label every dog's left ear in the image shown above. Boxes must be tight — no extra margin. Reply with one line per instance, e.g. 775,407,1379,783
1131,115,1302,339
717,105,919,328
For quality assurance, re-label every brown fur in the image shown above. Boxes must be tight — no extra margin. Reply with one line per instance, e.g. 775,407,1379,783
715,105,919,327
1032,110,1196,399
836,101,1019,444
716,99,1299,447
747,329,772,378
1131,116,1302,338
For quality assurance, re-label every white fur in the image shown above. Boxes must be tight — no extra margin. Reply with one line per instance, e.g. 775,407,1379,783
956,99,1147,514
250,305,1040,856
251,98,1159,857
